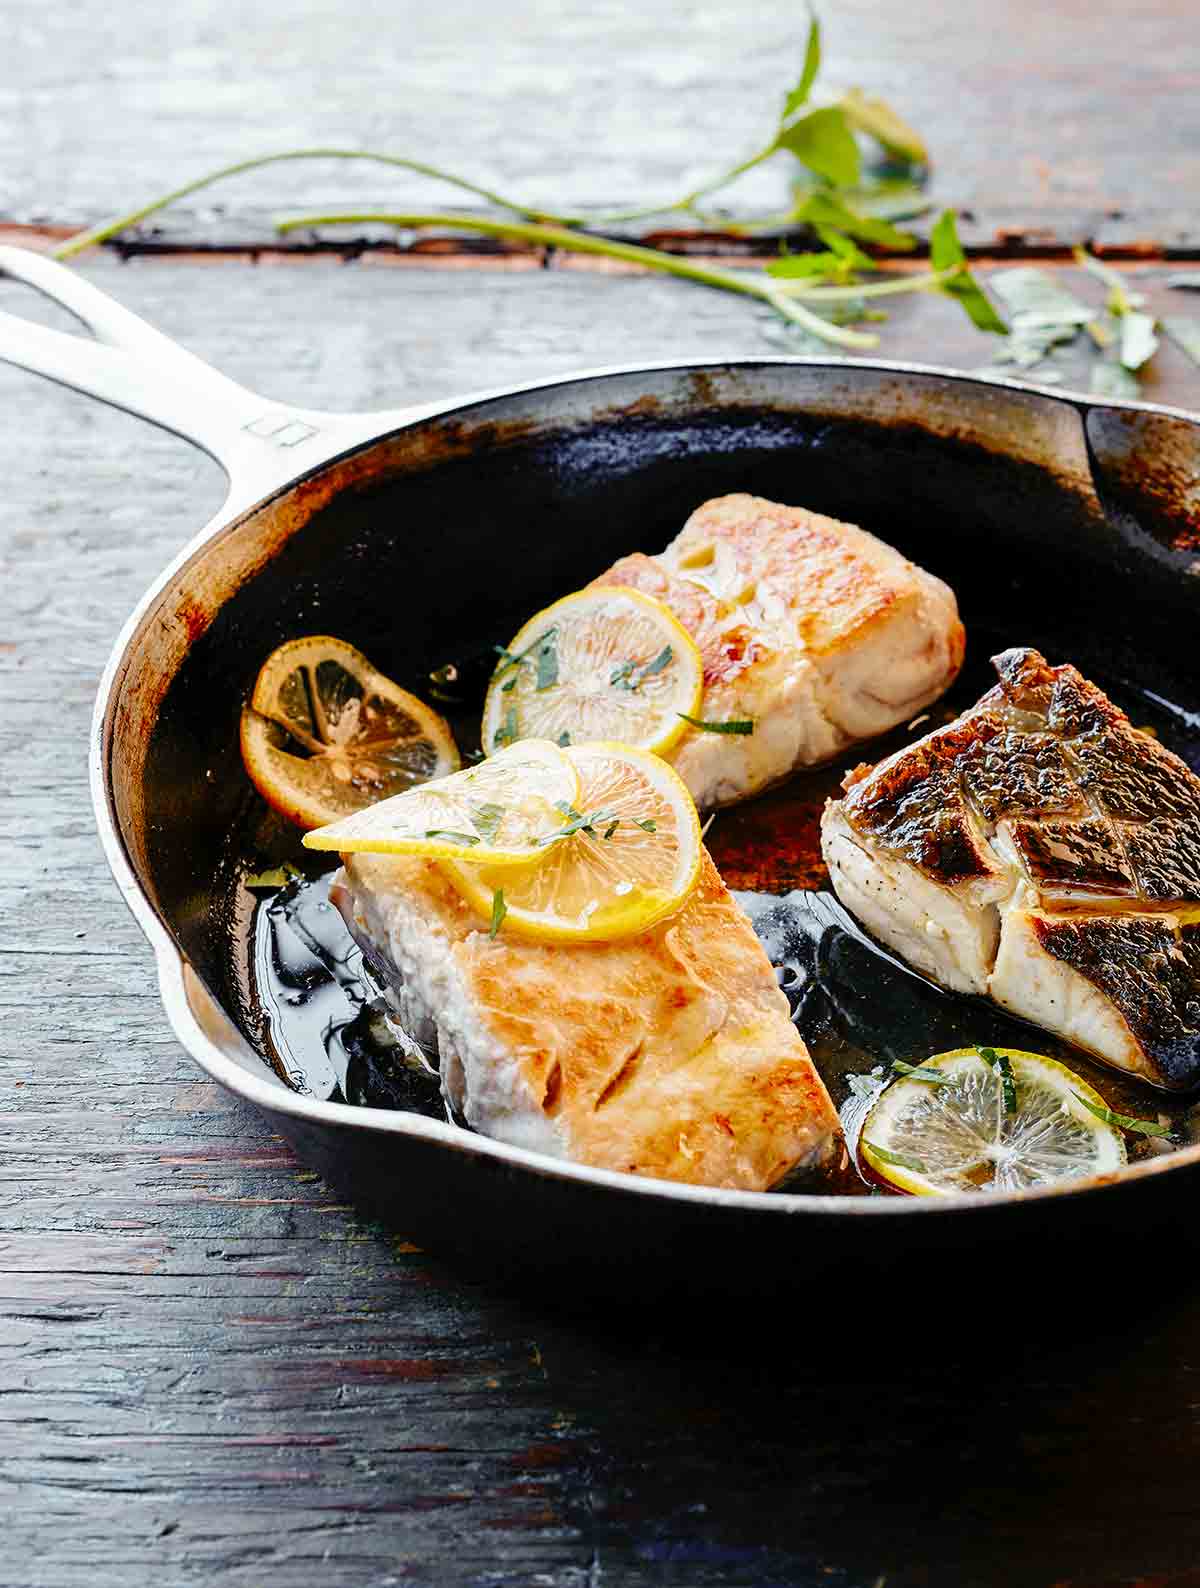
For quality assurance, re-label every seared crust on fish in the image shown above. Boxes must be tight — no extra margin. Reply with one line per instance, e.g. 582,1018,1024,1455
594,493,964,807
332,851,841,1190
821,648,1200,1090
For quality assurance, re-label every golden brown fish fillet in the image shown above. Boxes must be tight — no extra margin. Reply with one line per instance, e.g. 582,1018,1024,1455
594,492,964,807
821,647,1200,1090
331,851,841,1190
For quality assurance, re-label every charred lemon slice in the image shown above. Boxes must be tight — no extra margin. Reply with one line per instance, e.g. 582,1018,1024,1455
481,586,703,759
240,635,459,830
303,739,579,862
442,741,702,943
860,1048,1129,1197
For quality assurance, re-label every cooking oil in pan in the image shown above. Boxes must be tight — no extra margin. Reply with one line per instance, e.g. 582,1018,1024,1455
247,868,1200,1194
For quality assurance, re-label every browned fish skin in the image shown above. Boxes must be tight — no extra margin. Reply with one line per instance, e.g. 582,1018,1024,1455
823,647,1200,1089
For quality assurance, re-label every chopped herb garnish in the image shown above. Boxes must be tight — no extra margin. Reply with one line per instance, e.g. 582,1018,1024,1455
489,888,507,939
540,805,622,845
470,802,505,843
535,630,559,692
979,1046,1017,1114
893,1059,953,1086
494,627,558,684
1073,1091,1172,1139
501,675,518,692
611,645,675,692
556,730,571,747
245,862,301,890
634,818,658,833
678,713,755,735
492,705,519,749
864,1140,927,1173
423,829,480,846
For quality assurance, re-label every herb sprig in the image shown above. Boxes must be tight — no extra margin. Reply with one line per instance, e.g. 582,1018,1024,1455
678,714,755,735
50,10,1005,354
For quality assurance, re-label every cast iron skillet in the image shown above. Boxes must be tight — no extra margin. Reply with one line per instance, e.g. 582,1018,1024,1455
4,245,1200,1294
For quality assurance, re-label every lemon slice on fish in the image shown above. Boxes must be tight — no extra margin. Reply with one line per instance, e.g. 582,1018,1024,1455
304,739,580,863
241,635,460,830
443,741,703,942
860,1047,1129,1197
481,586,703,759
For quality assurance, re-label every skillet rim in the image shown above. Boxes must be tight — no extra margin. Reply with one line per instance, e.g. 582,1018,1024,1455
89,353,1200,1220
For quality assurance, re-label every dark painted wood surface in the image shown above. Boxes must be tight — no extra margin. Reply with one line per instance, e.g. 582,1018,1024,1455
4,251,1200,1584
3,0,1199,253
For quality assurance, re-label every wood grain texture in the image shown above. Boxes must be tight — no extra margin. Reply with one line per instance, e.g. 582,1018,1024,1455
4,258,1200,1586
2,0,1198,253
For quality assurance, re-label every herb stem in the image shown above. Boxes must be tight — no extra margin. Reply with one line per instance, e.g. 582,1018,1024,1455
51,148,564,261
276,209,880,349
770,265,959,302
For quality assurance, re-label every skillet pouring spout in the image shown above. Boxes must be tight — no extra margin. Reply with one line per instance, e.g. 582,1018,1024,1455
4,243,1200,1290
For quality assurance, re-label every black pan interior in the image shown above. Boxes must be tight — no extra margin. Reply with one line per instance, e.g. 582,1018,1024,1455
135,368,1200,1159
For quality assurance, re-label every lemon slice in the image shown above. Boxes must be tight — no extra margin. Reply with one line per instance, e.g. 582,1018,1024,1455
240,635,460,830
303,739,579,862
481,586,703,759
443,741,703,942
860,1047,1128,1197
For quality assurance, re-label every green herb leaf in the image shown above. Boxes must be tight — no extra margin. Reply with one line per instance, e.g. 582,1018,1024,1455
1163,317,1200,367
469,802,505,843
793,190,917,251
492,705,519,749
611,644,674,693
990,265,1094,328
1119,311,1159,371
781,10,821,121
603,820,620,840
634,818,658,833
837,88,929,166
864,1140,927,1173
1072,1090,1172,1138
245,862,301,890
423,829,480,846
638,644,673,681
893,1059,953,1085
556,730,572,747
776,106,861,189
930,211,1007,335
489,888,507,939
978,1046,1017,1114
1091,361,1141,399
678,713,755,735
535,630,559,692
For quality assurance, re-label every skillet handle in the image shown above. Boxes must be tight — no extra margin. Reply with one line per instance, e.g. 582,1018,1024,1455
0,246,358,504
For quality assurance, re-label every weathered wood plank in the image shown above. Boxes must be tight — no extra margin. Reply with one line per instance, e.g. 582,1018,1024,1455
3,0,1198,251
4,257,1200,1585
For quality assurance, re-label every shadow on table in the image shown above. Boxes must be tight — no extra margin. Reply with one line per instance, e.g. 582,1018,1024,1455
459,1261,1200,1587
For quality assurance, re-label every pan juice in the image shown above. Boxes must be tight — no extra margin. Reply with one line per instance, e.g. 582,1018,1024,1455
246,869,1200,1194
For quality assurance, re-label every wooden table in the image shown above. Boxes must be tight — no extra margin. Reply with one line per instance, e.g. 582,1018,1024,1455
4,2,1200,1582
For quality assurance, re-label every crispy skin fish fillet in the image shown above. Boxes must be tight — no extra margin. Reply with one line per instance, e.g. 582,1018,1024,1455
821,647,1200,1090
330,851,840,1190
594,493,964,807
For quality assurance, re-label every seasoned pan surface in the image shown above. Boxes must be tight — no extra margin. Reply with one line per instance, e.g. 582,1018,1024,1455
131,374,1200,1211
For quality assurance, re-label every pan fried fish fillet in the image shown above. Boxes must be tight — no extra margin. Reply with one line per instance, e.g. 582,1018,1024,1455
821,647,1200,1090
594,493,964,807
330,851,840,1190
